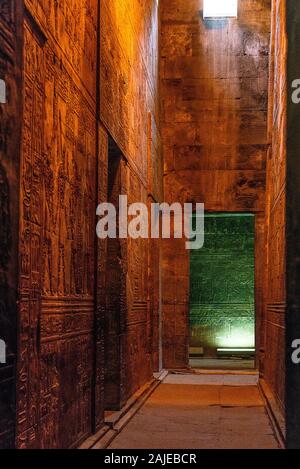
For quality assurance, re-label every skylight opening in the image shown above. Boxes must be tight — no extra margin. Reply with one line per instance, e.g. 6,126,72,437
203,0,238,19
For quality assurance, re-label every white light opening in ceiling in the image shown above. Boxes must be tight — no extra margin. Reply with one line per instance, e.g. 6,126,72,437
203,0,238,19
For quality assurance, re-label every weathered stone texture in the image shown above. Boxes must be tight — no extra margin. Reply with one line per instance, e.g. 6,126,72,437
17,0,98,449
99,0,163,405
100,0,161,195
190,214,255,354
0,0,22,449
262,0,287,415
160,0,270,368
11,0,162,449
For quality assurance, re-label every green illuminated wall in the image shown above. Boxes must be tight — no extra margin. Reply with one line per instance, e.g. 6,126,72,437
190,213,255,354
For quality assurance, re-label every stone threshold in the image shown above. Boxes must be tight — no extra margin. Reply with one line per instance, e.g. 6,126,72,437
170,367,258,376
79,370,168,450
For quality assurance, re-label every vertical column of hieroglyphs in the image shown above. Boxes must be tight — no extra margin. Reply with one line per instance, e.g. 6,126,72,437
17,14,44,450
0,0,22,449
17,0,98,448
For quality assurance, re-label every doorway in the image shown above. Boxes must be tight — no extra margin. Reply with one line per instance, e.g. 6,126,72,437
189,213,255,370
104,137,124,410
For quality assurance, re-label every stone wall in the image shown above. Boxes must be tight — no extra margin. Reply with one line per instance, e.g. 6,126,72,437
99,0,163,404
285,0,300,448
262,0,286,416
14,0,162,449
160,0,271,368
0,0,22,449
190,214,255,355
17,0,99,449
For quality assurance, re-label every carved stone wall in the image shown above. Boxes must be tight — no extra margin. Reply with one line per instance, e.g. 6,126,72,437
0,0,22,449
99,0,163,402
160,0,270,368
263,0,286,415
285,0,300,448
14,0,162,448
190,214,255,354
17,0,98,449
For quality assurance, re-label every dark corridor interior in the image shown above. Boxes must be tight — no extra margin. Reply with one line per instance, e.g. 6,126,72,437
189,214,255,370
104,137,123,411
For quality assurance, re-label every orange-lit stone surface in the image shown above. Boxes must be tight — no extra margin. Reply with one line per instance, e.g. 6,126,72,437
99,0,163,411
0,0,22,449
109,379,280,449
160,0,271,369
14,0,162,449
263,0,287,415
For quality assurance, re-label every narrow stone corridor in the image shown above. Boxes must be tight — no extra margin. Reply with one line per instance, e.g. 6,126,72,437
3,0,300,452
109,375,280,450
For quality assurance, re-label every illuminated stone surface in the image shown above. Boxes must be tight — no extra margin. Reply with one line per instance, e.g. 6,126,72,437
160,0,270,369
190,214,255,353
109,381,280,449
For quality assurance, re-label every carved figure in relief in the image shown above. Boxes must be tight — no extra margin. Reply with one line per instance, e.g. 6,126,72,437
43,155,55,232
20,229,30,277
42,238,52,295
57,243,66,296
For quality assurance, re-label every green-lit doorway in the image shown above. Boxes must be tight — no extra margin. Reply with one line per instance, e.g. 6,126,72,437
189,213,255,370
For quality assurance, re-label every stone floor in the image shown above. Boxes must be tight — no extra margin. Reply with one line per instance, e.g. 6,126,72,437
109,375,280,449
